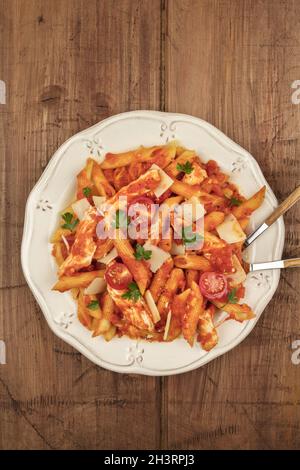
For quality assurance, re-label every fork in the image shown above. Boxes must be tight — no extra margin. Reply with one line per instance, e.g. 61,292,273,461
247,258,300,272
244,185,300,247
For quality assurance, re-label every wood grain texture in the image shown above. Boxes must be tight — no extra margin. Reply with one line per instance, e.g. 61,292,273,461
165,0,300,450
1,0,300,450
0,0,162,450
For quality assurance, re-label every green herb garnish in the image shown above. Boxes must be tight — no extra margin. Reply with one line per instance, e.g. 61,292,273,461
121,282,141,302
87,300,100,310
61,212,79,231
230,197,242,207
227,288,238,304
113,209,131,229
83,187,92,197
176,161,194,174
134,243,152,261
182,226,203,245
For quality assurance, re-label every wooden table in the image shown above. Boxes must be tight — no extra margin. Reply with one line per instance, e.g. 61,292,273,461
1,0,300,450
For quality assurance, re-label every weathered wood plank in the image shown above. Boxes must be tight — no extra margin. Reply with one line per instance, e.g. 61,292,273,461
0,0,162,450
165,0,300,450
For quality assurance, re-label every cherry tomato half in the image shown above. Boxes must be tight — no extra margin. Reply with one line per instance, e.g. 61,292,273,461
105,262,133,290
199,271,228,301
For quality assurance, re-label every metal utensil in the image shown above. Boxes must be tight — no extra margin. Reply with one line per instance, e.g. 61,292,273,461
247,258,300,272
244,185,300,247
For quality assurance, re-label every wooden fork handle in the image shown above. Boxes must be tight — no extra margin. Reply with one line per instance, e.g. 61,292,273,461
266,185,300,227
283,258,300,269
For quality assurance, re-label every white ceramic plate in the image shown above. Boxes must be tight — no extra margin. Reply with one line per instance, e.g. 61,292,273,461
21,111,284,376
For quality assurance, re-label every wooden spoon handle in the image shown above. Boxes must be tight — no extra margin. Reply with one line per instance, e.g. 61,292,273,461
266,185,300,227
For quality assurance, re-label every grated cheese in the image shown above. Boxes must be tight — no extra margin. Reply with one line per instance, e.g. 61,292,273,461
150,163,174,198
142,241,171,273
163,311,172,341
71,198,91,220
84,277,107,295
98,247,118,264
216,214,246,244
145,290,161,323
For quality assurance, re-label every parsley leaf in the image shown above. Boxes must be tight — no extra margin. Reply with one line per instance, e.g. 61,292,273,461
227,288,238,304
134,243,152,261
87,300,100,310
113,210,131,229
176,161,194,174
83,187,92,197
230,197,242,207
121,282,141,302
182,226,203,245
61,212,79,231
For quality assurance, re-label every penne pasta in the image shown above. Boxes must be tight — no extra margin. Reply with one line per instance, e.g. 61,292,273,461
232,186,266,219
52,270,105,292
149,258,174,302
182,281,204,346
113,231,151,294
198,304,218,351
92,160,115,197
186,269,199,288
157,268,185,320
174,254,212,271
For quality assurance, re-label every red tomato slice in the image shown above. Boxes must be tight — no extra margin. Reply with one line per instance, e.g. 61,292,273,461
199,272,228,301
105,262,133,290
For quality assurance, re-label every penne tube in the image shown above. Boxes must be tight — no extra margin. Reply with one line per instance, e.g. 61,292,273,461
198,304,218,351
157,268,185,320
92,318,111,337
113,231,151,294
158,228,173,252
84,294,102,319
85,158,95,180
165,151,196,178
214,301,255,322
76,168,93,199
186,269,199,288
149,258,174,302
238,216,250,231
77,290,92,329
171,180,201,199
102,291,115,321
161,195,183,209
182,281,204,346
204,211,225,231
94,239,114,259
71,288,79,299
174,254,211,271
113,167,130,191
92,161,115,197
103,325,117,341
50,227,72,243
171,288,191,318
203,231,227,251
232,186,266,219
52,270,105,292
52,242,65,267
